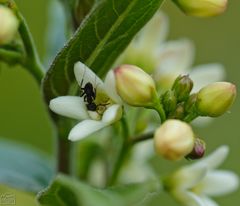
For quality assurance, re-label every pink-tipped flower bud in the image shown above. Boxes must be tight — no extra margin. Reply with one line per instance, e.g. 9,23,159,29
0,5,19,45
154,120,195,161
173,0,228,17
196,82,236,117
114,64,158,107
185,138,206,160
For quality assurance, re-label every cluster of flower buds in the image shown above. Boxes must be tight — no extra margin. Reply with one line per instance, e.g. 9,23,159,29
113,65,236,161
162,75,194,120
161,75,236,121
172,0,228,17
0,5,19,45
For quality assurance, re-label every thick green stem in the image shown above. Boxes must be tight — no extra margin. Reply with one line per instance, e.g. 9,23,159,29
108,116,129,186
17,12,44,83
0,49,23,64
57,138,72,174
154,102,166,123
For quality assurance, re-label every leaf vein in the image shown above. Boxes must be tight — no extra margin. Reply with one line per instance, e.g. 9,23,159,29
85,0,139,67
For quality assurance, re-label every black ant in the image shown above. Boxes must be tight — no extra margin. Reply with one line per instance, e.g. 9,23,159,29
80,81,98,111
79,71,109,113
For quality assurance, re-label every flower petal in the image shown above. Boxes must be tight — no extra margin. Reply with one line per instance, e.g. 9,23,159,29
172,163,207,190
49,96,89,120
104,70,122,104
193,145,229,170
102,104,122,124
119,151,154,183
190,64,225,93
199,170,239,196
155,39,194,75
172,190,205,206
201,196,219,206
154,39,194,89
137,11,169,51
192,117,213,127
74,61,103,88
68,120,107,141
132,139,154,162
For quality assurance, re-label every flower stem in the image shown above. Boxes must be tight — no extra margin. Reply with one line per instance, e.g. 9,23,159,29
154,102,166,123
57,138,72,174
17,12,44,83
108,116,130,186
183,113,198,123
0,49,23,64
131,131,154,145
108,121,155,185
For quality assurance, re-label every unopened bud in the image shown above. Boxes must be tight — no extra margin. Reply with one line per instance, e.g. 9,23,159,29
196,82,236,117
0,6,19,45
154,120,195,160
114,64,158,107
185,93,197,112
169,103,185,120
172,75,193,102
185,138,206,160
162,90,177,115
173,0,228,17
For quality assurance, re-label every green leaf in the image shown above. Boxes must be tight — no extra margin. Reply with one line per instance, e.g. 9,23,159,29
37,174,161,206
43,0,164,103
0,138,55,193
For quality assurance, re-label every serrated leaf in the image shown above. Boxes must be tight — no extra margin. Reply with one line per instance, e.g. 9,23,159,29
43,0,164,103
37,174,161,206
0,138,55,193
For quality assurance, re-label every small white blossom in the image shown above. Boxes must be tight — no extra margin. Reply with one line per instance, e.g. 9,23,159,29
165,145,239,206
49,62,122,141
120,12,225,93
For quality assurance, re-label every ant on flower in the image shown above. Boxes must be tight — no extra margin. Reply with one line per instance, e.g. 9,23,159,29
79,69,109,114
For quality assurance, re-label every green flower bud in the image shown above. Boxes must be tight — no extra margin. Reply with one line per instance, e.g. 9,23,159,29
196,82,236,117
173,0,227,17
172,75,193,102
162,90,177,115
154,120,195,161
114,64,158,107
0,5,19,45
185,93,198,112
185,138,206,160
169,103,185,120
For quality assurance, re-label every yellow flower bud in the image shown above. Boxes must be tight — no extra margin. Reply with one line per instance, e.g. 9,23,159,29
154,120,195,160
114,64,157,107
196,82,236,117
0,6,19,45
173,0,228,17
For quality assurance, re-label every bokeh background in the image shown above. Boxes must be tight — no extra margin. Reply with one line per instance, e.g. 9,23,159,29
0,0,239,205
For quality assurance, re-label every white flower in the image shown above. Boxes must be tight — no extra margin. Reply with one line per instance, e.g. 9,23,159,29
154,40,226,93
120,12,225,92
49,62,123,141
166,145,239,206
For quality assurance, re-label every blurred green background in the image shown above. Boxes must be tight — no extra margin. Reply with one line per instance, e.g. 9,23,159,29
0,0,239,205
